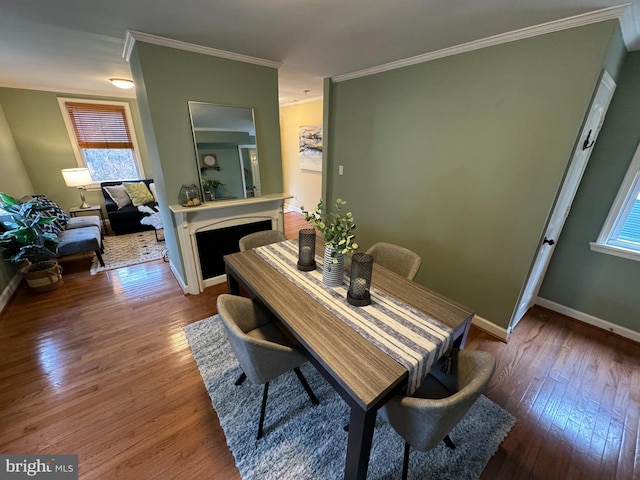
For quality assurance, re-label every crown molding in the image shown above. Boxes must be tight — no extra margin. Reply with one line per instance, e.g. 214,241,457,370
123,30,282,69
332,4,631,83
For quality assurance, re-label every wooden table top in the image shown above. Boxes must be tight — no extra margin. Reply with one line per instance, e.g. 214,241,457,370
224,241,473,412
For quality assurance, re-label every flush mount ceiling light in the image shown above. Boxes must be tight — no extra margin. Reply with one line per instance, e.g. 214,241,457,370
109,78,135,89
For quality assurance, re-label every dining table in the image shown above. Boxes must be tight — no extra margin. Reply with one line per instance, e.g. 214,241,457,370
224,237,473,480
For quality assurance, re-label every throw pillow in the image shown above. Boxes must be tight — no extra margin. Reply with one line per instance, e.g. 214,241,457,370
32,195,69,234
124,182,155,207
149,182,158,202
103,185,132,209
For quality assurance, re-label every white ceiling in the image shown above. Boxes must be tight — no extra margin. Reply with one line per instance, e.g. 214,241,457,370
1,1,639,104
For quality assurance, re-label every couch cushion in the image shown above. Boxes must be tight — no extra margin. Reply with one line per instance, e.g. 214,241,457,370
66,216,101,231
103,185,132,209
56,227,100,256
124,182,154,206
32,195,69,233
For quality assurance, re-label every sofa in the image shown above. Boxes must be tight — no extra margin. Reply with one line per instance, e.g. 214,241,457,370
0,195,104,267
100,179,158,235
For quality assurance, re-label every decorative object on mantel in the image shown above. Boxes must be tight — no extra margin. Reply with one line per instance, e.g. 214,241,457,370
179,184,201,207
301,198,358,286
297,228,317,271
202,179,225,201
347,253,373,306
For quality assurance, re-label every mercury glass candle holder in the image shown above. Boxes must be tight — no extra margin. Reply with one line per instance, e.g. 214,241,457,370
347,253,373,306
297,229,317,271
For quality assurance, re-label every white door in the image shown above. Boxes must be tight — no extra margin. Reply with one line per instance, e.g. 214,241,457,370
509,70,616,331
249,148,261,196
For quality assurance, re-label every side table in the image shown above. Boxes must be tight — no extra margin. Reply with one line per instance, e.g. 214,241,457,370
69,205,107,237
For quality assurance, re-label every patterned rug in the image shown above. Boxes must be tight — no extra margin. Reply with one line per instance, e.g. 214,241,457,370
90,230,167,274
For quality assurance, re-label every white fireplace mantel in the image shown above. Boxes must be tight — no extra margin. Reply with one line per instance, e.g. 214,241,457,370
169,193,292,294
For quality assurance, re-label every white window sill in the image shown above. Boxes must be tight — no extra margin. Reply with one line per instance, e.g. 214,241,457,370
589,242,640,262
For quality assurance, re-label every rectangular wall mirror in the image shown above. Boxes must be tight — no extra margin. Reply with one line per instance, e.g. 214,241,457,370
188,102,261,202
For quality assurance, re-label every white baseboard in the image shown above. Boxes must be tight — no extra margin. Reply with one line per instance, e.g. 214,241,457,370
536,297,640,344
0,271,22,314
471,314,509,342
169,260,188,294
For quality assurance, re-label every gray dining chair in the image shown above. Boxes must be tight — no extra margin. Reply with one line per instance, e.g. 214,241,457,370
216,294,319,439
365,242,422,280
239,229,286,251
379,349,496,480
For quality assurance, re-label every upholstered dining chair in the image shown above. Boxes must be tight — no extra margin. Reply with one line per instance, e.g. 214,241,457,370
216,293,319,439
239,229,286,251
365,242,422,280
379,349,496,480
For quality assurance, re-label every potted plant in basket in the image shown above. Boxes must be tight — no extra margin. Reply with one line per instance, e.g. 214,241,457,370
301,198,358,286
0,192,63,292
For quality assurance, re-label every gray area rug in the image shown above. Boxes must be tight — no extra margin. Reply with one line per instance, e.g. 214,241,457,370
90,230,166,274
184,315,515,480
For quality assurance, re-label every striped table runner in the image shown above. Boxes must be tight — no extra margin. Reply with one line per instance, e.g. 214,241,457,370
254,240,453,395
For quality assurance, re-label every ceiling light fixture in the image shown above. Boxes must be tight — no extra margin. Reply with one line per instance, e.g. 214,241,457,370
109,78,135,89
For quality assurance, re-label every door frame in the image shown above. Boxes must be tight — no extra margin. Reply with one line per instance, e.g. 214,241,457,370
508,69,617,332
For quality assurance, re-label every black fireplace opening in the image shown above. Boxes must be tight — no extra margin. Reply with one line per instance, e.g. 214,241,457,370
196,220,272,279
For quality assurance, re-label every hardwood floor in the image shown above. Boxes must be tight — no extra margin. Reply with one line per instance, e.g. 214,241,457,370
0,212,638,479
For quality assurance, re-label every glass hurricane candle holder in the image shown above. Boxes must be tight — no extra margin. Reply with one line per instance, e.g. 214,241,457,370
347,253,373,306
297,228,317,271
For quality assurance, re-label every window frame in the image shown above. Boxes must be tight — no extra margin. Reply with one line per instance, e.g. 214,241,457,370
590,141,640,262
58,97,145,189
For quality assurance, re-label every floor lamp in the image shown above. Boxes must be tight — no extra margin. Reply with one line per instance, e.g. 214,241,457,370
61,168,93,209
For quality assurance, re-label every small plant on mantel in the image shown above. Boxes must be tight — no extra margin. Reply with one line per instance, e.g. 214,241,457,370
202,179,225,199
301,198,358,262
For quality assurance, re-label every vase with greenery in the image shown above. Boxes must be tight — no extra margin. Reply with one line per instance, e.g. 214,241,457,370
301,198,358,286
0,192,63,291
202,179,225,200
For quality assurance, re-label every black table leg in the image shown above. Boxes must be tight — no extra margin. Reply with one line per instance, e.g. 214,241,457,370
226,270,240,295
344,407,376,480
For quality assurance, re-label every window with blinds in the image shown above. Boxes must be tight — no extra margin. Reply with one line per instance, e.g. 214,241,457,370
59,99,144,182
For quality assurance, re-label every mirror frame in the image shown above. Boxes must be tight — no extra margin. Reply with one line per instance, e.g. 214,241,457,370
188,101,260,202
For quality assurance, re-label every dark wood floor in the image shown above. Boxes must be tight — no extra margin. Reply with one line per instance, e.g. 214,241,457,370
0,212,638,479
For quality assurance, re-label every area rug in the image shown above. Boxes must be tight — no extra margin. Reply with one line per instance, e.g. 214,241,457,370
184,315,516,480
90,230,167,274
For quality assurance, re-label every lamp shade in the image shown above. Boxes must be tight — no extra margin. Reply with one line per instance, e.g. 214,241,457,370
61,168,93,187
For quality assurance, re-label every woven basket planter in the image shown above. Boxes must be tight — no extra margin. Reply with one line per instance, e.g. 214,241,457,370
21,261,64,292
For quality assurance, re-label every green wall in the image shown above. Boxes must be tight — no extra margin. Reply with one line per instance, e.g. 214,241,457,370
0,88,151,213
539,50,640,333
325,21,620,329
0,104,31,296
129,42,282,283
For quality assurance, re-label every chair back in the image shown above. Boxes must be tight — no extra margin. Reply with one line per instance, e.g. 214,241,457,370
380,349,496,451
239,230,286,251
216,294,304,384
366,242,422,280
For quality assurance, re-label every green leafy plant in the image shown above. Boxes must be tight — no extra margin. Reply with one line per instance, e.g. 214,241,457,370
202,179,225,190
0,192,59,268
301,198,358,261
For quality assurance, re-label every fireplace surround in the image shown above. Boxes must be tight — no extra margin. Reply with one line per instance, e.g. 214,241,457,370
170,193,291,294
